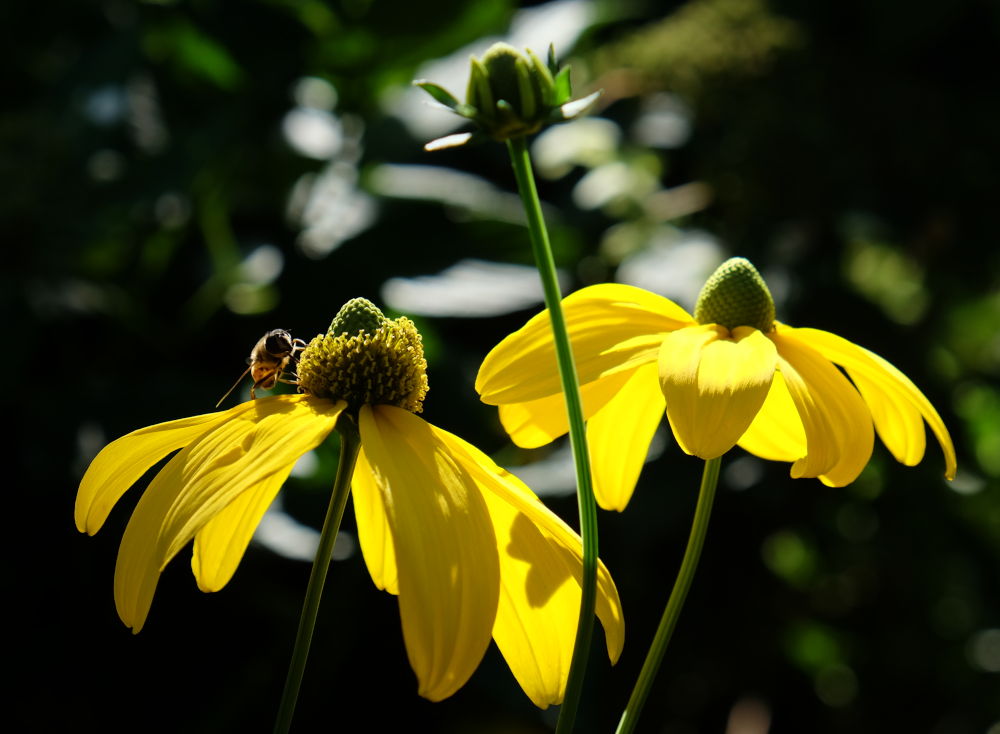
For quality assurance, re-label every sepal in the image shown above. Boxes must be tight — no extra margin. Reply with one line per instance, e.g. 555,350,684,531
414,80,461,110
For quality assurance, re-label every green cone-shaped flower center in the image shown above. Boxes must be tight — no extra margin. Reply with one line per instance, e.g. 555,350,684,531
297,298,429,413
694,257,775,332
329,297,386,337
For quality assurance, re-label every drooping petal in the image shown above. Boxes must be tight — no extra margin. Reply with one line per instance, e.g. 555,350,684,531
477,283,693,405
191,468,290,592
587,363,665,511
76,406,256,535
114,395,343,632
352,448,398,595
770,328,874,486
737,371,807,462
659,325,777,459
431,425,624,702
359,405,501,702
497,370,634,448
792,327,956,479
478,485,579,707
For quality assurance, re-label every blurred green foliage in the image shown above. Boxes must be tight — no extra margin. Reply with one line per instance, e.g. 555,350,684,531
9,0,998,732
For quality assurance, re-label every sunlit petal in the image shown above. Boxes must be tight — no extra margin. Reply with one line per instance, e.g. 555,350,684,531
360,405,500,702
75,407,253,535
352,448,398,595
433,426,624,674
794,327,956,479
192,469,289,592
587,363,665,511
498,370,633,448
478,283,693,404
771,328,874,486
737,371,807,462
659,325,776,459
114,395,343,632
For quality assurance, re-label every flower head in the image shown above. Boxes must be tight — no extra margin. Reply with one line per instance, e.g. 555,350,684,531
76,298,623,706
297,297,429,413
476,258,957,511
415,42,602,150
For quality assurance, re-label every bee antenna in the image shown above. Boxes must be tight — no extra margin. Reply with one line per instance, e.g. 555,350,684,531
215,366,252,408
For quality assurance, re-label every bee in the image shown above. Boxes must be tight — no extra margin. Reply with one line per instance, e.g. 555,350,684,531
216,329,307,408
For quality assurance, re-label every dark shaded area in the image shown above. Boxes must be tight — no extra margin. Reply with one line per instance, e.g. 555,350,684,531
9,0,998,732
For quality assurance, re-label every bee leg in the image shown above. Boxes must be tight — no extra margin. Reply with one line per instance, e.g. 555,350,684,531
252,371,281,399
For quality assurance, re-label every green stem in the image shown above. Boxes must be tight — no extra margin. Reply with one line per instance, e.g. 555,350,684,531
273,419,362,734
506,136,599,734
616,457,721,734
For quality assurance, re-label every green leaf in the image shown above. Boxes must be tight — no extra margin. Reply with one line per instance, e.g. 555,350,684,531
414,80,461,110
553,66,572,104
144,21,244,90
547,43,559,75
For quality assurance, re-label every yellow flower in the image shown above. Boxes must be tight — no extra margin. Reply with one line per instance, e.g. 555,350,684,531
476,258,957,511
75,299,624,707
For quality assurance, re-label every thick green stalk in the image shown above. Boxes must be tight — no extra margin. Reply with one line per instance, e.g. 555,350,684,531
273,419,362,734
616,457,721,734
506,136,599,734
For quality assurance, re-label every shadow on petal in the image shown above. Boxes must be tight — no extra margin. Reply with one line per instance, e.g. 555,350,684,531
506,512,577,608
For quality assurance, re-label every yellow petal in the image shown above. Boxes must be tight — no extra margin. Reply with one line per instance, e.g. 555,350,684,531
114,395,343,632
770,328,874,486
587,362,665,511
793,327,956,479
498,370,633,448
478,486,578,707
359,405,500,702
477,283,693,405
737,370,807,462
432,426,625,689
75,407,252,534
352,448,398,595
659,325,777,459
191,469,289,592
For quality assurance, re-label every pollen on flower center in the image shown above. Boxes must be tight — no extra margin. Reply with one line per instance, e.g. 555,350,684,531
297,298,429,413
694,257,776,333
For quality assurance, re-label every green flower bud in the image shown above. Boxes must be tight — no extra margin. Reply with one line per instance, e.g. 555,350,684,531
694,257,776,332
415,42,603,149
465,43,553,139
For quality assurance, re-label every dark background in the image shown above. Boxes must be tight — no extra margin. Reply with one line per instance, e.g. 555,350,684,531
8,0,998,732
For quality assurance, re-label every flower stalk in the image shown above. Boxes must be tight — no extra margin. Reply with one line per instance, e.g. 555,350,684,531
505,135,599,734
273,418,362,734
616,457,721,734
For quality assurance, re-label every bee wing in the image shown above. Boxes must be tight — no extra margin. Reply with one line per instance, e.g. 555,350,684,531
215,365,252,408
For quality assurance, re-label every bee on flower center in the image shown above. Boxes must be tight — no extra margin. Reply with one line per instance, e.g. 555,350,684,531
216,329,307,407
